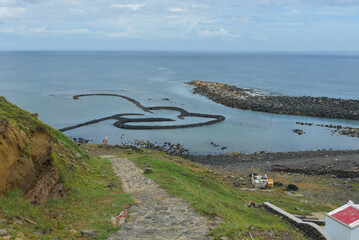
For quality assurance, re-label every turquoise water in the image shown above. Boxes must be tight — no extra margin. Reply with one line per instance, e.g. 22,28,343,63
1,51,359,154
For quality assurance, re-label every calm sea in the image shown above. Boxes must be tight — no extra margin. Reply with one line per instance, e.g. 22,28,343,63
1,51,359,154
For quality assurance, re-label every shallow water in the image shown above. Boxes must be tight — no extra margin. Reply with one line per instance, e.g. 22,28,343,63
1,51,359,154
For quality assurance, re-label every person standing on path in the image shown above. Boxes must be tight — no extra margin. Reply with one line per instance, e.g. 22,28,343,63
103,136,108,148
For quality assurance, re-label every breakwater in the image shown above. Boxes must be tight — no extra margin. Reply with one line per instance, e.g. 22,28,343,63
188,81,359,120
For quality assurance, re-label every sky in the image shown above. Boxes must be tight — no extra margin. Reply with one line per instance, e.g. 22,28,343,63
1,0,359,51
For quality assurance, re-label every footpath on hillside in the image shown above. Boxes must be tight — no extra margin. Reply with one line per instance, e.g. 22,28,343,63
102,155,213,240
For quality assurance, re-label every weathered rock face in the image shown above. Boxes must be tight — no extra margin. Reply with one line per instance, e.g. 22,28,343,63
0,119,60,205
0,120,34,196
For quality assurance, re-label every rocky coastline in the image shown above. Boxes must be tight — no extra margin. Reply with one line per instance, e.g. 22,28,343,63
185,150,359,179
84,139,359,179
188,80,359,120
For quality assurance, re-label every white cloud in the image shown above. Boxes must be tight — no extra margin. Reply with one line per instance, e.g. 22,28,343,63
250,35,267,41
200,19,219,24
111,4,145,11
199,28,241,38
169,7,186,12
0,0,15,4
0,7,26,18
28,26,46,33
294,0,359,7
52,28,90,34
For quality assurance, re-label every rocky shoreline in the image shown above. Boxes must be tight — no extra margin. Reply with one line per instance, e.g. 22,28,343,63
185,150,359,179
85,139,359,179
188,80,359,120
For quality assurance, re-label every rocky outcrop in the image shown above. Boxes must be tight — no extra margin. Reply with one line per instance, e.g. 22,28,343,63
0,119,61,205
0,120,34,196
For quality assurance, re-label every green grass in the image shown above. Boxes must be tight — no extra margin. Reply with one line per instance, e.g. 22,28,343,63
0,151,132,239
0,97,133,239
50,128,88,159
0,96,48,136
128,153,331,239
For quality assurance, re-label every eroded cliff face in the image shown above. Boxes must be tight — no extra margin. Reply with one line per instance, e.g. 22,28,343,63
0,119,62,205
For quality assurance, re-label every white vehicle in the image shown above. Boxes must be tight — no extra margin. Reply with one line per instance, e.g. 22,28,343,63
251,174,268,189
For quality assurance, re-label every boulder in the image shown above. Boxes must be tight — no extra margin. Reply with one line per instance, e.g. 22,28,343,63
285,184,299,191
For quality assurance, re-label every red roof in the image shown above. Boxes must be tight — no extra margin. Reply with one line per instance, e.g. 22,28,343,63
331,206,359,226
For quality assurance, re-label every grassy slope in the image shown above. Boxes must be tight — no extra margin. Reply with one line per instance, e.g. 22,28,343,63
0,97,48,136
118,150,331,240
0,97,336,239
0,98,132,239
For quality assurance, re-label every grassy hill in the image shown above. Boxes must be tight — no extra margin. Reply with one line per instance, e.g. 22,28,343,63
0,97,132,239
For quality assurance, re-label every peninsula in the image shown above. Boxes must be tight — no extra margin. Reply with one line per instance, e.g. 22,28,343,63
188,80,359,120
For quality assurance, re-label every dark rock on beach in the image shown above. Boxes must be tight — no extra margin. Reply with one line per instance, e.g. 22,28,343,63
292,129,304,135
181,150,359,179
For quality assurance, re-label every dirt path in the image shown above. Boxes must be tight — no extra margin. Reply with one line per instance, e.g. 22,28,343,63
103,155,213,240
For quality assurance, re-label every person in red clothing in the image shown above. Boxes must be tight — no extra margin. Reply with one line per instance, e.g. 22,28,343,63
103,136,108,148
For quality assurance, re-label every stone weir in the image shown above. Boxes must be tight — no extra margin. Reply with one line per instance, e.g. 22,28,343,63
188,80,359,120
59,94,225,132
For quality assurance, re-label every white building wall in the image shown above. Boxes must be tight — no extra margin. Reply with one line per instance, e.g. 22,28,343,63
325,217,352,240
351,227,359,240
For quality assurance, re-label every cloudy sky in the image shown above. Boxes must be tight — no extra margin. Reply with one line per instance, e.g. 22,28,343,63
1,0,359,51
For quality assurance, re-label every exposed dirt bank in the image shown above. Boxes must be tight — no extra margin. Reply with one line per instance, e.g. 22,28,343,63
0,119,62,205
0,97,67,205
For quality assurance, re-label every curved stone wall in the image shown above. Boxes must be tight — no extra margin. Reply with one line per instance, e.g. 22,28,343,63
59,94,225,132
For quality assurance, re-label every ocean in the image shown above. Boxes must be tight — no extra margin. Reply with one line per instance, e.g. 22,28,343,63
1,51,359,154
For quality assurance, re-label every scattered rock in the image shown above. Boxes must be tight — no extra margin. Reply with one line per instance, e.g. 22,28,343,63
111,209,128,227
80,229,96,238
16,232,25,238
69,229,77,235
13,219,23,225
233,182,240,187
0,229,7,236
292,129,304,135
285,184,299,191
143,168,153,174
72,137,90,144
287,192,304,197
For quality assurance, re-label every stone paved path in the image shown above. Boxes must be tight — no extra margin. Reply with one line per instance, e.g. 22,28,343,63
103,155,213,240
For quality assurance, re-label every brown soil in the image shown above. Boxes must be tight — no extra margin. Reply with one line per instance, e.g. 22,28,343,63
0,120,64,205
